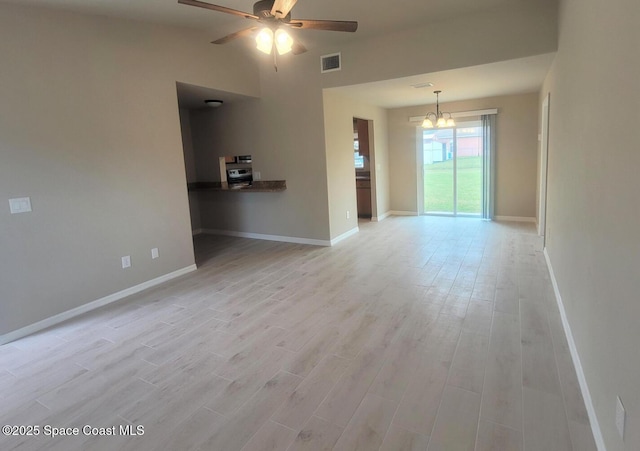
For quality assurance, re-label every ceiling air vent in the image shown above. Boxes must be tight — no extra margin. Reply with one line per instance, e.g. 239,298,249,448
321,52,341,73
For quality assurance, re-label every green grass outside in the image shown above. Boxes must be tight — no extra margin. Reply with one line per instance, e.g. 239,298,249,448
424,156,482,214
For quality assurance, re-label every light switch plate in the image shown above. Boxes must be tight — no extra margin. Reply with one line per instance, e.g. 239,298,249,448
9,197,32,214
121,256,131,269
151,248,159,259
253,171,261,181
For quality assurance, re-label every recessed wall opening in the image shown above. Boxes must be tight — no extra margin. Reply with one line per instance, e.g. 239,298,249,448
354,117,374,220
176,81,259,266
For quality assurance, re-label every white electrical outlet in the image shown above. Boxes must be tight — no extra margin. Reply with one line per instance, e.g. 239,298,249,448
616,396,626,440
9,197,32,214
346,210,350,219
151,248,159,259
253,171,261,181
121,255,131,269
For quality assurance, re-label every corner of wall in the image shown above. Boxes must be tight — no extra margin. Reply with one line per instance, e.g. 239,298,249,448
544,248,607,451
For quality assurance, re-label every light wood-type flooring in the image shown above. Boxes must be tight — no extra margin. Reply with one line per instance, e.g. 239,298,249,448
0,216,597,451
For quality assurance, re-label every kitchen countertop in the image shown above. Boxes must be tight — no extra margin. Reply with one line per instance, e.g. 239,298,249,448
188,181,286,192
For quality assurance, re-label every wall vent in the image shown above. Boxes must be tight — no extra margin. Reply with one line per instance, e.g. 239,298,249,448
321,52,341,73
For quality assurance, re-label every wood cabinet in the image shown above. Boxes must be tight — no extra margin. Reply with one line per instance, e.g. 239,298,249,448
356,179,371,218
355,119,369,157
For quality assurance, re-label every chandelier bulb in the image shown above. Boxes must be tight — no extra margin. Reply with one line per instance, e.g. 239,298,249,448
422,118,434,129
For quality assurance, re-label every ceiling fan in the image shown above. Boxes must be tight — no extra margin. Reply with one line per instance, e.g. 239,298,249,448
178,0,358,58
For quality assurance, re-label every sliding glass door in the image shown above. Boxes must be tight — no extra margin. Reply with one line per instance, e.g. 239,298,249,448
423,120,483,216
424,128,455,214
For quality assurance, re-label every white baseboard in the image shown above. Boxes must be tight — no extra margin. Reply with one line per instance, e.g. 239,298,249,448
544,248,606,451
0,264,197,346
330,227,359,245
494,215,536,223
200,229,331,247
372,211,391,222
389,210,419,216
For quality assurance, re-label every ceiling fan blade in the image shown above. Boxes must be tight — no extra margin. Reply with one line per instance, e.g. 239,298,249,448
271,0,298,19
292,40,307,55
287,19,358,32
178,0,259,20
212,27,259,45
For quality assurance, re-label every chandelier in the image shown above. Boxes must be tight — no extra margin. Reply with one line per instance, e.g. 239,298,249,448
422,90,455,128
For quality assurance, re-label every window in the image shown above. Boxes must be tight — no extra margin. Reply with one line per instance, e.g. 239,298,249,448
354,152,365,169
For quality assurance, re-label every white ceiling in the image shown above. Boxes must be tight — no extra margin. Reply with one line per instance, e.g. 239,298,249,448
176,82,258,109
4,0,553,45
5,0,557,108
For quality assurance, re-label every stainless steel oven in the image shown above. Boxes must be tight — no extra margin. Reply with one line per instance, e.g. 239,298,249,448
227,168,253,185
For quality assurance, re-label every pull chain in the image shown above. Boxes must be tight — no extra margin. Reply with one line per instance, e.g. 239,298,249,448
273,42,278,72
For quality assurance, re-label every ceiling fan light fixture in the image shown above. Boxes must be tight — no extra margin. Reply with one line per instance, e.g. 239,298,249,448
275,29,293,55
255,27,274,54
180,0,358,69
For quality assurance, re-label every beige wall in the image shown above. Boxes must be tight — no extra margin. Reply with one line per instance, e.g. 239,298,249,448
540,0,640,449
323,90,390,238
178,108,201,231
387,93,539,217
187,77,391,243
0,4,259,337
